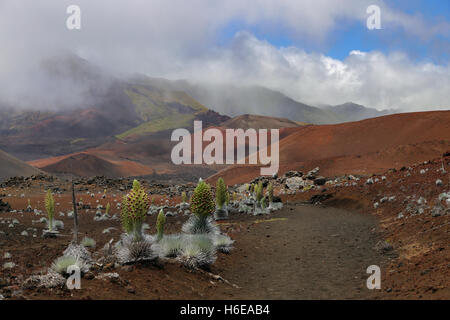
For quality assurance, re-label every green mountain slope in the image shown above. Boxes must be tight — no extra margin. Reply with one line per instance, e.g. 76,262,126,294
116,85,210,139
131,77,384,125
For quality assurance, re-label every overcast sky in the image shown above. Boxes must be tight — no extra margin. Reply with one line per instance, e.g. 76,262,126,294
0,0,449,111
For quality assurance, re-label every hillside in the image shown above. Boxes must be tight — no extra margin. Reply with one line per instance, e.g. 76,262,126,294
209,111,450,185
221,114,300,129
134,77,394,125
0,149,41,180
28,113,302,179
0,56,228,160
133,78,343,124
322,102,393,123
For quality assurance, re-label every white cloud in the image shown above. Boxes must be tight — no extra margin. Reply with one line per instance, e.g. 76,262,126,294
0,0,448,111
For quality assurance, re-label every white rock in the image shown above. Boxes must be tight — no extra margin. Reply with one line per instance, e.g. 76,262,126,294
417,197,427,205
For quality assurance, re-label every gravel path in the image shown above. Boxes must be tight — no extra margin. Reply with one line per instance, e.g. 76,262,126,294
216,204,386,299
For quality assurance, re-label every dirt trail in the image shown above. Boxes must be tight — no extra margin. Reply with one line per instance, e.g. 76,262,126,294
215,204,386,299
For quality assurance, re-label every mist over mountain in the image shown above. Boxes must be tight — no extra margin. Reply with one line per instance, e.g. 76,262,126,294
320,102,394,123
132,75,392,124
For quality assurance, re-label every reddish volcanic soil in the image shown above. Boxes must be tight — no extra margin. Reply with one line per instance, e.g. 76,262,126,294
212,111,450,185
0,154,449,300
283,155,450,299
29,111,449,182
0,180,386,300
33,153,155,178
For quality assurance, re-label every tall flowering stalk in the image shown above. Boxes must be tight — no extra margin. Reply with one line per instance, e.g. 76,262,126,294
215,178,227,210
45,190,55,231
191,180,215,218
121,180,149,241
156,209,166,242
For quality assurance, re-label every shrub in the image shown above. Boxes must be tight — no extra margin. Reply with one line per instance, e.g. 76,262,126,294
211,234,235,253
178,234,216,269
181,191,188,203
116,234,157,264
215,178,227,209
157,234,183,258
45,190,55,231
255,181,263,204
182,215,219,235
63,243,92,264
52,256,88,276
120,180,149,241
267,183,273,203
81,237,96,248
156,209,165,242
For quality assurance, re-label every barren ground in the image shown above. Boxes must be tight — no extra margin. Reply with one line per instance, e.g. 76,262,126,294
1,190,386,300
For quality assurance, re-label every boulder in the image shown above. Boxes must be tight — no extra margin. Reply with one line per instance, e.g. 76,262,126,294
0,199,11,212
313,177,327,186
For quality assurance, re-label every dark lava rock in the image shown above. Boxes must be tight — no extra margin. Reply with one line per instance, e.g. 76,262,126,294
314,177,327,186
249,176,269,187
284,171,303,178
0,199,11,212
309,193,333,204
272,195,282,203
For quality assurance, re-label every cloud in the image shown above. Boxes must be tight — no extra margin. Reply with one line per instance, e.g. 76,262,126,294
176,32,450,110
0,0,448,111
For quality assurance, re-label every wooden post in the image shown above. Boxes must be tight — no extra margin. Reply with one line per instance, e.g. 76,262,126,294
71,180,79,243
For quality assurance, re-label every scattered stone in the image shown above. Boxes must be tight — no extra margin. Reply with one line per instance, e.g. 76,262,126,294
285,177,306,190
165,211,176,217
96,272,120,283
313,177,327,186
102,227,117,234
417,197,427,205
431,205,444,217
374,240,393,253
